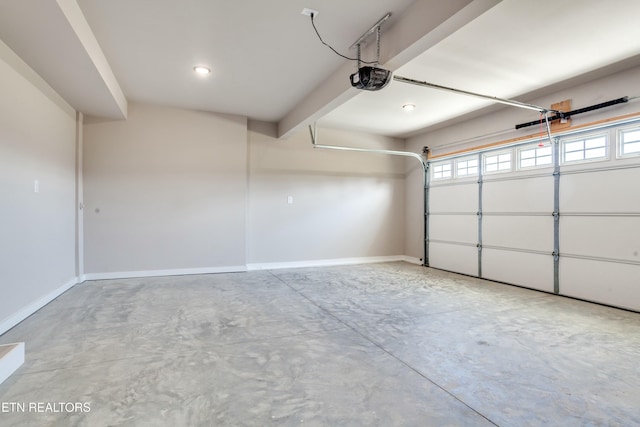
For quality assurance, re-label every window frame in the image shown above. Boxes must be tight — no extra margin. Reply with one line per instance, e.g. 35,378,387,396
517,142,554,170
617,125,640,159
482,150,513,175
454,156,479,178
560,132,609,165
431,160,453,181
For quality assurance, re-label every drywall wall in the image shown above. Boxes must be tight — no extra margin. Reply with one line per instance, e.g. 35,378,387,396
404,64,640,260
404,157,426,264
83,103,247,276
0,40,77,332
248,123,406,266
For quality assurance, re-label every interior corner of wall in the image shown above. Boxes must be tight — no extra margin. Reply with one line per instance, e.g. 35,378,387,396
248,120,278,138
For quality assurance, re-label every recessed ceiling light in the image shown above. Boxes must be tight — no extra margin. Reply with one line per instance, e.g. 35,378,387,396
193,66,211,75
402,103,416,111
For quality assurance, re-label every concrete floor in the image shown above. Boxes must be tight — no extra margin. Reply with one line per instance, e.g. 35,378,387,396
0,262,638,426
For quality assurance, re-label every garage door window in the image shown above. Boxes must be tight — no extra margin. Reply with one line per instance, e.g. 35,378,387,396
456,157,478,177
432,161,452,180
518,143,553,169
483,151,512,174
619,127,640,157
561,134,607,164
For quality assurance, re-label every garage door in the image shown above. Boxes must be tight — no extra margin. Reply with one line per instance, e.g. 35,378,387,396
429,160,478,276
426,119,640,311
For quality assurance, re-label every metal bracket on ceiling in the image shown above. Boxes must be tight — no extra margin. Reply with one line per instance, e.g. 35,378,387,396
350,13,391,67
349,13,391,50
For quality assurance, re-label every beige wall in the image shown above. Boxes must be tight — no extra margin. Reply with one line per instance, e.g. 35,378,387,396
248,123,406,265
83,112,407,275
83,103,247,275
0,40,77,331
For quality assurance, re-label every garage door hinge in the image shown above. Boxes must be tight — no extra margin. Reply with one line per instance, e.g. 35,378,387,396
552,211,560,218
552,251,560,259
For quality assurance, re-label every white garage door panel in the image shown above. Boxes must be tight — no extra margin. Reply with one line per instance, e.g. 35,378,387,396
427,122,640,311
430,184,478,213
561,216,640,262
483,249,554,292
429,242,477,276
561,169,640,212
429,215,477,244
560,258,640,312
483,216,553,252
483,176,553,213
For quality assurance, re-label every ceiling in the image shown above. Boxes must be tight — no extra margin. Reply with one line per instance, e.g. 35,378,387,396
1,0,640,139
321,0,640,137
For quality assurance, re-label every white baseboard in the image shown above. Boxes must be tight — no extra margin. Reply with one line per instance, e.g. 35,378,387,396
401,255,424,265
0,259,423,336
0,342,25,384
0,278,78,335
247,255,413,271
82,258,421,278
82,265,247,281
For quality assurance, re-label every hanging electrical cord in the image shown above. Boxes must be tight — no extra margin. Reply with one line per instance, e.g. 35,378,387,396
309,14,378,64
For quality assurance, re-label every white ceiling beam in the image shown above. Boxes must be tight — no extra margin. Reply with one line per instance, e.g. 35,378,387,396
277,0,502,139
0,0,127,119
56,0,127,119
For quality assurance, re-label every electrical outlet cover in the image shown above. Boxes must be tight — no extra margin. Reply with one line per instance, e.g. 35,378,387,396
301,8,318,17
